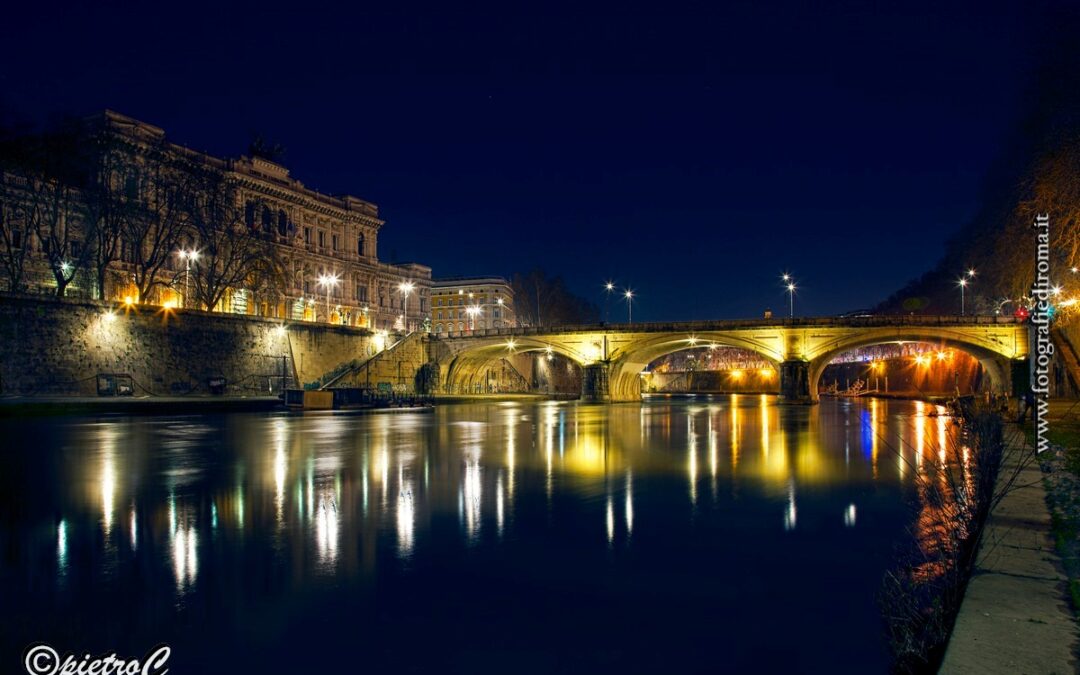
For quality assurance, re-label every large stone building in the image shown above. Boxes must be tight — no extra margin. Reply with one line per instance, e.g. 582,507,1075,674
431,276,515,334
0,110,430,331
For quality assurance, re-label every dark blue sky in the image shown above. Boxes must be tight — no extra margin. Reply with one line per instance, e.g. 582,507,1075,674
0,1,1055,320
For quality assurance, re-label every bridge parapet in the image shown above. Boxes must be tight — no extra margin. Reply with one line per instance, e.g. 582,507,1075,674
435,315,1024,341
430,315,1029,403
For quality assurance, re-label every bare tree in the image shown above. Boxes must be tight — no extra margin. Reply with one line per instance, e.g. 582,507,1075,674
26,174,86,297
123,151,196,301
511,268,599,327
187,167,283,311
0,175,31,292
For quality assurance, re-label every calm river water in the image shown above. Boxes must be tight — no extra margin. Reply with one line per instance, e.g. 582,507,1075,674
0,397,957,673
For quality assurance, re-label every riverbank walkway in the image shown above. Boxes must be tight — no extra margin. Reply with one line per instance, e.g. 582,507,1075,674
940,423,1078,674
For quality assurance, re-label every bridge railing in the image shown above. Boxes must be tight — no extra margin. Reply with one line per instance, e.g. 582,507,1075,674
434,314,1024,339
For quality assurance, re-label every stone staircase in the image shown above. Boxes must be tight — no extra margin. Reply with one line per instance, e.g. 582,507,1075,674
314,331,427,391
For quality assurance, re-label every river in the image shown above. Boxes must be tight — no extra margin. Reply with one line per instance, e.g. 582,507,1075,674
0,397,958,673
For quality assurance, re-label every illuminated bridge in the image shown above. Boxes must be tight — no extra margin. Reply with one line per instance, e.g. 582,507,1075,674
428,315,1030,403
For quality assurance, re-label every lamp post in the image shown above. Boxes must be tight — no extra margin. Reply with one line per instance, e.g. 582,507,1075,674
624,289,634,324
317,273,340,322
466,305,481,332
781,273,797,317
177,248,199,308
604,281,615,322
398,280,415,332
959,268,976,316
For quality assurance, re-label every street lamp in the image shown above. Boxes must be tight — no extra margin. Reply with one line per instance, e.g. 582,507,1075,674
317,272,340,321
624,289,634,324
177,248,199,308
398,280,415,331
604,281,615,322
958,277,969,315
466,304,481,332
786,282,796,317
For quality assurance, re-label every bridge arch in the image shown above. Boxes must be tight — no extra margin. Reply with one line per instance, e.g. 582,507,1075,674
437,336,587,394
805,329,1020,401
607,333,783,403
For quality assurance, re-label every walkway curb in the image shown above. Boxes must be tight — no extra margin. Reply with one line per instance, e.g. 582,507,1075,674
939,437,1078,674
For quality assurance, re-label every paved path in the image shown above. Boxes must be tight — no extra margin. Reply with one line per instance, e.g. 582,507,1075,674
940,436,1078,674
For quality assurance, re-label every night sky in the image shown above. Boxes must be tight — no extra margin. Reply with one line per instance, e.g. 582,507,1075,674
0,1,1060,320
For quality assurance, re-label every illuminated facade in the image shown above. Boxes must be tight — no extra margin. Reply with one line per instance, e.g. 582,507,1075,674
431,276,515,334
0,110,430,330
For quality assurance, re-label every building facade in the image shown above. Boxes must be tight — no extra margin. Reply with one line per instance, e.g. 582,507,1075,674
0,110,430,331
431,276,515,334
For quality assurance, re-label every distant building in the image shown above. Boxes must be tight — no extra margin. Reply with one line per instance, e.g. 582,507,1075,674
430,276,514,334
0,110,430,331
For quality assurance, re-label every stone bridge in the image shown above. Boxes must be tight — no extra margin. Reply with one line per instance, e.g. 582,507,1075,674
428,315,1030,403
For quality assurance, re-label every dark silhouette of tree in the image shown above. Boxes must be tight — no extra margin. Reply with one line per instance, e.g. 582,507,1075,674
123,150,197,301
0,119,90,296
879,15,1080,314
511,269,599,327
186,165,284,311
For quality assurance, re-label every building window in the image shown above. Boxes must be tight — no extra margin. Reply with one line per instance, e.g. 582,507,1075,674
357,234,365,256
245,201,256,228
304,227,312,245
278,210,288,237
356,284,367,302
332,234,339,251
318,230,325,248
262,206,273,234
435,324,443,333
10,229,22,249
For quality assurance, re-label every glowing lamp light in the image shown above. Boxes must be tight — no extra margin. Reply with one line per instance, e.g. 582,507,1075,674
936,351,948,361
1014,306,1030,321
915,354,929,366
505,339,517,351
274,324,287,337
162,299,178,310
103,309,117,323
759,368,774,379
730,369,744,380
123,296,135,307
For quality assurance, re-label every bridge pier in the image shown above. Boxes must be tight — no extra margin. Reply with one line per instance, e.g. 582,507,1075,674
779,360,816,404
581,363,611,403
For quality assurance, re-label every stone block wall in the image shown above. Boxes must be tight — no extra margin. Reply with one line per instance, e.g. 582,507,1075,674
0,294,386,397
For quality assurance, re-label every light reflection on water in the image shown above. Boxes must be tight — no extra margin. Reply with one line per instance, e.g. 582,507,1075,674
0,397,964,673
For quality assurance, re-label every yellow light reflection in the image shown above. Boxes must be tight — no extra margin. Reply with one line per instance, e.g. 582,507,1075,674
315,488,339,566
397,469,415,557
463,451,482,541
